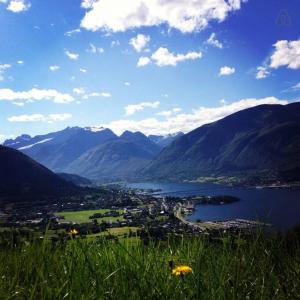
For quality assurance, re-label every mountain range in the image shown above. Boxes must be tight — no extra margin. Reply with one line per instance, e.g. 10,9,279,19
3,103,300,184
141,102,300,184
4,127,183,181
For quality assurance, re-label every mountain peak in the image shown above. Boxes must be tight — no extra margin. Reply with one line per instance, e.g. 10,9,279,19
121,130,147,140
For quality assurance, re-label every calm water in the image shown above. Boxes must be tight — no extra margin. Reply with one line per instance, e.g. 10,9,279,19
126,182,300,231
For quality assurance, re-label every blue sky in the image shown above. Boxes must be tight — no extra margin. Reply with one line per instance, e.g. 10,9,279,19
0,0,300,140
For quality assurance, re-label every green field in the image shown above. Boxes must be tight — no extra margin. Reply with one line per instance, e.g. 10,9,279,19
87,226,139,238
0,231,299,299
55,209,124,224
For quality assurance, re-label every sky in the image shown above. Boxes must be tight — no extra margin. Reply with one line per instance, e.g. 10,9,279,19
0,0,300,141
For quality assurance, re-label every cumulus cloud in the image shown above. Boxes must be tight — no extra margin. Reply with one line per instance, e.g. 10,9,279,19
270,39,300,70
152,47,202,67
154,47,202,66
49,65,60,72
80,0,246,33
137,56,151,67
0,88,74,104
125,101,160,115
256,66,270,79
124,82,131,86
219,66,235,76
157,107,181,118
7,113,72,123
130,34,150,52
207,33,223,49
6,0,30,12
65,50,79,60
103,97,288,135
138,47,202,67
255,38,300,80
80,68,87,73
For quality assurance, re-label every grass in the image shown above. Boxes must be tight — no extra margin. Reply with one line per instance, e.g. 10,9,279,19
87,227,139,238
55,209,124,224
0,231,299,299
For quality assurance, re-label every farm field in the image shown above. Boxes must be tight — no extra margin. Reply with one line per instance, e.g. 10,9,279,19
55,209,124,224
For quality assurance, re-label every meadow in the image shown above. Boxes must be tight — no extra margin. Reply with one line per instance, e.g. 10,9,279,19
0,230,299,299
55,209,124,224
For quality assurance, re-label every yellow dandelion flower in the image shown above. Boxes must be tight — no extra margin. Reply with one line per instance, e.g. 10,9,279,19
172,265,193,276
69,229,78,236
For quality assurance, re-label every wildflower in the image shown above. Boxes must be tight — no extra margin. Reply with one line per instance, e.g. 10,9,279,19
172,265,193,276
69,229,78,237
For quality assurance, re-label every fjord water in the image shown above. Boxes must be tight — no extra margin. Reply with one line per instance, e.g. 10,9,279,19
126,182,300,230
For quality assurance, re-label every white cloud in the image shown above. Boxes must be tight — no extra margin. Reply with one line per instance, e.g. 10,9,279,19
64,29,81,37
256,66,270,79
73,87,85,95
81,0,95,9
124,81,131,86
12,102,25,107
103,97,287,135
137,56,151,67
111,40,120,47
151,47,202,67
17,60,24,65
292,82,300,90
0,64,11,81
101,92,111,97
80,68,87,73
87,43,104,53
270,39,300,70
65,50,79,60
207,33,223,49
7,0,30,13
0,88,74,104
157,107,181,118
130,34,150,52
7,113,72,123
0,64,11,71
125,101,160,115
49,65,60,72
80,0,246,33
88,92,112,98
219,66,235,76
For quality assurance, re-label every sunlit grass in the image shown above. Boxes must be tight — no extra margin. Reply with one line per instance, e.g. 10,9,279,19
55,209,124,224
0,232,299,299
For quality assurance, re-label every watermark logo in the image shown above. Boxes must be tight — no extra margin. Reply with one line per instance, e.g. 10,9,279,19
277,9,292,26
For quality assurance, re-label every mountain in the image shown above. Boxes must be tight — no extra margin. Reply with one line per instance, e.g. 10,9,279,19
5,128,163,181
65,131,162,180
5,127,118,172
57,173,93,186
141,103,300,183
148,132,184,148
0,145,76,198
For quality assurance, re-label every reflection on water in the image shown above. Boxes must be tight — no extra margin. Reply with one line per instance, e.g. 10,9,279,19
126,182,300,230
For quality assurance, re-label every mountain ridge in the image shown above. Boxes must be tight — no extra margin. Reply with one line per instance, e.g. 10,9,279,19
140,103,300,183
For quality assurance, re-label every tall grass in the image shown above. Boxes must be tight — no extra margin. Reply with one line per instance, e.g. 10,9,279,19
0,232,299,299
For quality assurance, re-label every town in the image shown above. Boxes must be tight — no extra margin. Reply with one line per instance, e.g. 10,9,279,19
0,185,268,243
